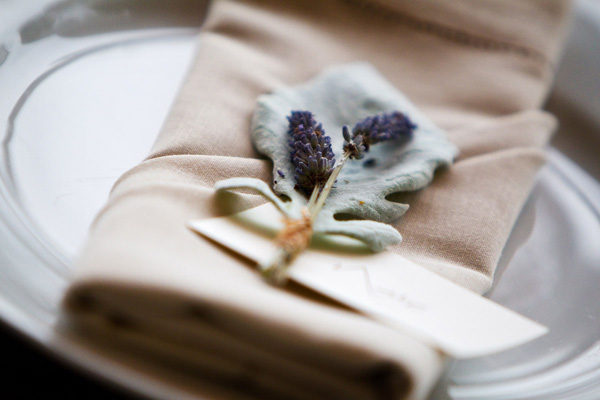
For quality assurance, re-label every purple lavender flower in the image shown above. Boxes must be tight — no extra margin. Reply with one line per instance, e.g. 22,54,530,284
287,111,315,135
287,110,336,195
343,111,416,159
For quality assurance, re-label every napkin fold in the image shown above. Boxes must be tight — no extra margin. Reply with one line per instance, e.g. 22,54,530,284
63,0,572,398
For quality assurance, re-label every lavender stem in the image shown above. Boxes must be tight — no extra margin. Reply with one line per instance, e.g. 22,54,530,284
308,151,350,222
306,182,322,211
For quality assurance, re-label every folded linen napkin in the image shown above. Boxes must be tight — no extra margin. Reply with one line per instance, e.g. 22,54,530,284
63,0,571,398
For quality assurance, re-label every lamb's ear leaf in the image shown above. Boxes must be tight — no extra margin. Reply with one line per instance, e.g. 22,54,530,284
250,63,458,251
314,216,402,252
214,178,295,218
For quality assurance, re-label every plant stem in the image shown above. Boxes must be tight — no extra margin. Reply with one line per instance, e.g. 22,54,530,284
308,151,350,222
260,247,298,285
306,182,322,211
260,208,312,284
261,151,352,284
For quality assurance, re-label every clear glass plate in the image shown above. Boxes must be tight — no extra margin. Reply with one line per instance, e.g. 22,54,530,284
0,1,599,399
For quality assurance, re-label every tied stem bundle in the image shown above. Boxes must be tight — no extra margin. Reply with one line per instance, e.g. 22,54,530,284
261,110,416,284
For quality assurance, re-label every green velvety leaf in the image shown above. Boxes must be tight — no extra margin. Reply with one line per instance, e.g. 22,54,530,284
250,63,458,251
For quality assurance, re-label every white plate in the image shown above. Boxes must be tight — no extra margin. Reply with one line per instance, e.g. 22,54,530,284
0,1,599,399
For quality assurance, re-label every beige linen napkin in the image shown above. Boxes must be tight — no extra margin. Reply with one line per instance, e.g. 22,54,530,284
63,0,571,398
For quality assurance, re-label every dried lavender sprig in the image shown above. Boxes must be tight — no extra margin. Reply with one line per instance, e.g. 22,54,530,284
287,110,336,196
264,110,415,284
287,110,315,135
343,111,416,160
311,112,416,223
260,111,335,284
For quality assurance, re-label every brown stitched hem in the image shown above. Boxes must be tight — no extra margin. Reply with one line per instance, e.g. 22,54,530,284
339,0,548,65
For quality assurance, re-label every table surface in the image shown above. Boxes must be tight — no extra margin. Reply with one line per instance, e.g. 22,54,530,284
0,322,138,399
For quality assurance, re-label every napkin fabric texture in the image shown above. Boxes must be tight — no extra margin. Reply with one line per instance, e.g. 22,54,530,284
64,0,571,399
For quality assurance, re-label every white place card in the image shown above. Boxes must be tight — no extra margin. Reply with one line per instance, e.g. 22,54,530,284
189,203,547,359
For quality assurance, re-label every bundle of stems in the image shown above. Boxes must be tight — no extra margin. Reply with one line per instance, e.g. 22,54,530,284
261,110,415,284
